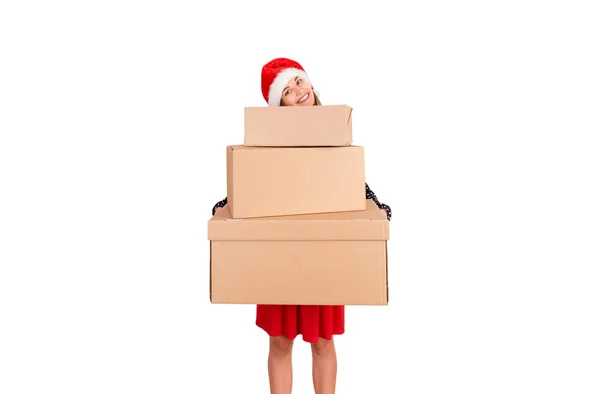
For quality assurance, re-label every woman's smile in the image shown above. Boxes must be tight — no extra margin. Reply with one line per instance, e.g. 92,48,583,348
296,92,310,104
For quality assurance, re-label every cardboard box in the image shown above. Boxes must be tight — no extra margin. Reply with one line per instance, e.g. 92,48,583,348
244,105,353,147
208,199,389,305
227,145,366,219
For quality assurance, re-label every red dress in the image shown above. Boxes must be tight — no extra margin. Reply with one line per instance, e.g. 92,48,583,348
256,304,345,343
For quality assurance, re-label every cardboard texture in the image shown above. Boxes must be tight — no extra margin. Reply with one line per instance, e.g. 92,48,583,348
208,199,389,305
244,105,353,147
226,145,366,219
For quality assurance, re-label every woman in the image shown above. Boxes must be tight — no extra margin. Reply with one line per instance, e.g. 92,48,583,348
211,58,391,394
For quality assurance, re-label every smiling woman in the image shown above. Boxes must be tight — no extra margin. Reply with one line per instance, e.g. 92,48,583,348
210,57,391,394
260,58,322,107
280,75,317,106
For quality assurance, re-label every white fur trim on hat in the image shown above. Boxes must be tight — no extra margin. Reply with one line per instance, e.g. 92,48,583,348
268,67,312,107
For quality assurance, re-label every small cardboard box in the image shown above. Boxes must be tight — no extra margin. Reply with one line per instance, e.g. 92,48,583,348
208,199,389,305
226,145,366,219
244,105,353,147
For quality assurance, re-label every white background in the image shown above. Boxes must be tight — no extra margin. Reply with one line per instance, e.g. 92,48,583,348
1,1,599,393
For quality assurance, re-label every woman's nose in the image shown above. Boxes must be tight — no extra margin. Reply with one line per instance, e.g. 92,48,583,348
294,87,307,95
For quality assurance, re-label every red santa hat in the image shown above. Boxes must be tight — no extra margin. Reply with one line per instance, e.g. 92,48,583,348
261,57,319,106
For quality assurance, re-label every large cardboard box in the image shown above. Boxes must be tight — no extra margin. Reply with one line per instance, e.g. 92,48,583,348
226,145,366,219
244,105,353,147
208,199,389,305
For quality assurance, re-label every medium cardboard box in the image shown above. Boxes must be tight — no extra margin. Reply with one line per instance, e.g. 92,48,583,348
208,199,389,305
226,145,366,219
244,105,353,147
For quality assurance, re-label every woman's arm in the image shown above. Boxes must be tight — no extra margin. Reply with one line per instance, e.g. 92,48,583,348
366,183,392,221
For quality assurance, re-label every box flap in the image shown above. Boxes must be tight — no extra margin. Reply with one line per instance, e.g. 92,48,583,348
229,144,360,151
244,104,352,115
208,198,389,241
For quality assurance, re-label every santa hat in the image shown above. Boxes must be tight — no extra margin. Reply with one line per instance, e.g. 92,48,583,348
261,57,319,106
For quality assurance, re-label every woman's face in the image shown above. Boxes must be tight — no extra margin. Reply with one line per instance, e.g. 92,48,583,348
280,76,315,106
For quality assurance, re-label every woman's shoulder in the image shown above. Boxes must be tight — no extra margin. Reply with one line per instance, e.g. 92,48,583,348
211,197,227,216
365,182,391,221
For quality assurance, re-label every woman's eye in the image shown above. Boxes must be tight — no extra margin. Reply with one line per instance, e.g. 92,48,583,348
284,89,290,96
297,79,302,85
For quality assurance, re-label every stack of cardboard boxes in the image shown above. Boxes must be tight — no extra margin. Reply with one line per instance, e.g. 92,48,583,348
207,105,390,306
